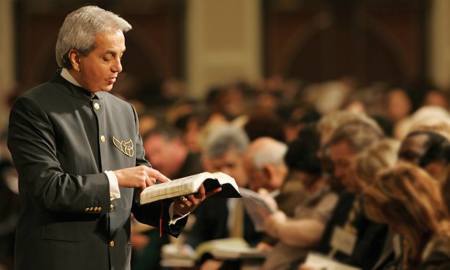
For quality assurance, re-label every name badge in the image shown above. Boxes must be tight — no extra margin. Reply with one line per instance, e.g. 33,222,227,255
330,226,357,256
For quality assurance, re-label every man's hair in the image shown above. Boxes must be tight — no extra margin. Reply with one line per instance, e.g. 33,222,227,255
249,137,287,169
318,110,382,146
284,124,322,175
142,123,181,143
55,5,132,68
204,124,249,158
327,120,384,153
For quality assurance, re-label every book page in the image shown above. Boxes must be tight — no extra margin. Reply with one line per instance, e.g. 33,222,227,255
210,172,241,197
195,238,265,260
239,188,277,231
303,253,361,270
140,173,210,204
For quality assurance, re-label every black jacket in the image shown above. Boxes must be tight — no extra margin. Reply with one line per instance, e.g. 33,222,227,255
7,73,185,270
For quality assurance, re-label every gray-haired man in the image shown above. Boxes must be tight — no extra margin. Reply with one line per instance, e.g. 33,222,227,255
8,6,209,270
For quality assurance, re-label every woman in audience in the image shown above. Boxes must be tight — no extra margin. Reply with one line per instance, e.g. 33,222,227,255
364,163,450,270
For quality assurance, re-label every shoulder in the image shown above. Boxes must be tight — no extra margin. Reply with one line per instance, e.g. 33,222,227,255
11,82,61,114
20,81,62,101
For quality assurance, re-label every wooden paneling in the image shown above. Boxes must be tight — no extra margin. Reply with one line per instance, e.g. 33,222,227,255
264,0,429,86
16,0,185,98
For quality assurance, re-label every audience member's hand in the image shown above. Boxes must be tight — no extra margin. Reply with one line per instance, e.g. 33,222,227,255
200,259,223,270
298,264,317,270
114,165,170,189
256,241,273,252
264,210,287,238
130,232,150,250
173,185,222,217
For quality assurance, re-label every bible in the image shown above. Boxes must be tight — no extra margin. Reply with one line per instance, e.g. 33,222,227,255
139,172,241,205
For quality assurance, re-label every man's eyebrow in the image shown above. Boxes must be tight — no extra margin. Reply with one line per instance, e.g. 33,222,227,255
105,49,126,55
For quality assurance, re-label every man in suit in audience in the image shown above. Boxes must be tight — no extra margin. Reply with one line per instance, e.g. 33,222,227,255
7,6,210,270
313,120,387,270
187,124,263,269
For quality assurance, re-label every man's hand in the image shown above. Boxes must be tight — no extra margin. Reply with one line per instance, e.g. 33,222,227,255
114,165,170,189
264,210,287,238
172,185,222,217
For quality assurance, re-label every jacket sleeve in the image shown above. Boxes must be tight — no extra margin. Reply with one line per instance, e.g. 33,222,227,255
131,105,150,168
7,96,110,214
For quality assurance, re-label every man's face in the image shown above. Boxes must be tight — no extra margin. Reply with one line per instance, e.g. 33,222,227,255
76,30,125,92
144,134,183,177
203,148,248,187
398,134,428,164
328,140,359,192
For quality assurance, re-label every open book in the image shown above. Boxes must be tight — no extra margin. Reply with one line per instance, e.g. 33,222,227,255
195,238,265,261
239,188,277,231
303,253,361,270
161,238,265,267
140,172,241,205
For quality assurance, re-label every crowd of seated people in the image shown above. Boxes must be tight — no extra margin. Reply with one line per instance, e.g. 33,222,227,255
2,76,450,270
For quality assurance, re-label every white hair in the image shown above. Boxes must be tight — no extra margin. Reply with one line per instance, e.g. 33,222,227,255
55,5,132,68
251,138,287,169
204,124,249,158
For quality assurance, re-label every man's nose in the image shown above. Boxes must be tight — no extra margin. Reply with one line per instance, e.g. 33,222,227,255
112,59,122,73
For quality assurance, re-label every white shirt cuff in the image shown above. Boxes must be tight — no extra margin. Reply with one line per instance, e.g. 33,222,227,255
168,202,191,226
105,171,121,200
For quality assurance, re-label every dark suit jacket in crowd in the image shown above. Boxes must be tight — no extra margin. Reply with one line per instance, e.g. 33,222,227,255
7,72,186,270
187,196,263,250
315,192,388,270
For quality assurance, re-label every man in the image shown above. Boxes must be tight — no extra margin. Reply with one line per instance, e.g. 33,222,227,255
313,120,387,270
187,124,262,269
188,124,260,247
143,124,202,179
261,124,338,270
7,6,209,270
244,137,288,192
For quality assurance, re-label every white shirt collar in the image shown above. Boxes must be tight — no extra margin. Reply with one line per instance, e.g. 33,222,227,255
60,68,82,87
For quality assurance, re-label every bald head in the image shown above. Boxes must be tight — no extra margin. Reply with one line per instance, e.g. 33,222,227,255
245,137,288,191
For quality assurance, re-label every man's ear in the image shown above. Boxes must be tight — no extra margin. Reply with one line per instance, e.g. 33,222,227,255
262,164,276,180
68,49,81,72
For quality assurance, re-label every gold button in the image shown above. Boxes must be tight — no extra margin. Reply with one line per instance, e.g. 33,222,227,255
97,206,102,212
93,207,99,212
109,240,115,247
89,207,94,212
100,135,106,143
93,103,100,110
84,207,89,212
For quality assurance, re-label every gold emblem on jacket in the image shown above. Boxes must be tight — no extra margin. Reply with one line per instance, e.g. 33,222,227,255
112,136,134,157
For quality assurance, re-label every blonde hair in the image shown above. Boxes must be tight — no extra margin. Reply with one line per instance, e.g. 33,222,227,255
355,139,400,187
364,162,450,260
